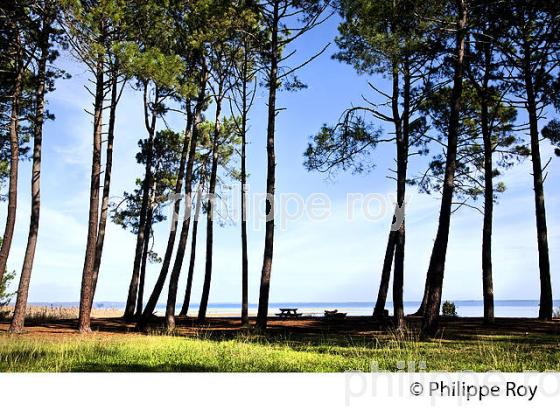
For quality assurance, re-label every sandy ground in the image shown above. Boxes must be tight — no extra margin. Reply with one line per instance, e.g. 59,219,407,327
1,314,559,342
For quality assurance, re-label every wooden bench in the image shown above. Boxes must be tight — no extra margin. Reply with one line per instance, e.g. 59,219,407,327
275,308,302,318
324,309,347,319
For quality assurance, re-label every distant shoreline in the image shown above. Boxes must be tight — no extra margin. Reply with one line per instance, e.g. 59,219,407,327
5,299,557,319
20,299,560,307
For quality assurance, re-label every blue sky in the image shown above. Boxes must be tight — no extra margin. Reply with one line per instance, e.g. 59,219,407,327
2,17,559,305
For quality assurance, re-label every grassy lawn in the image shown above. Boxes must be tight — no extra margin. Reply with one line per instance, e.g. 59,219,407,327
1,332,559,372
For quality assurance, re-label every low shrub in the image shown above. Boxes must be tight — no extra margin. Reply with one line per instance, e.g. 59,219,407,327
442,300,458,317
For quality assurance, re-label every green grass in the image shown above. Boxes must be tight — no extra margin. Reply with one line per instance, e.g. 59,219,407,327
1,332,559,372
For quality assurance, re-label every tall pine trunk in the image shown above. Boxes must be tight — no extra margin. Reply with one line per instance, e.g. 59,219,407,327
393,61,411,330
0,28,23,284
240,52,250,326
78,49,105,333
179,179,204,317
162,162,196,329
139,118,193,328
164,91,211,330
481,100,494,323
523,50,553,320
9,16,51,333
90,67,120,307
414,278,430,316
197,98,222,322
136,203,153,318
141,67,207,329
371,59,408,327
373,231,396,317
479,43,495,323
393,220,405,328
124,84,158,321
137,101,195,326
422,0,468,336
256,1,279,330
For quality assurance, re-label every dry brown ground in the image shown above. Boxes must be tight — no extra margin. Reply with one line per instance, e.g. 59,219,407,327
1,315,559,342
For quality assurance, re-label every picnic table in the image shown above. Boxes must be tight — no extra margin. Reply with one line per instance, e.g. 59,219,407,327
324,309,347,320
275,308,303,319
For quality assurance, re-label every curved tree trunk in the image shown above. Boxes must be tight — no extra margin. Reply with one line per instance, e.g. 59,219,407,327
525,77,552,320
163,83,209,330
90,67,121,308
422,0,468,336
139,123,193,328
9,16,51,333
373,231,396,317
136,104,194,326
160,179,193,328
140,66,207,330
78,49,105,333
0,29,24,285
413,278,430,316
136,204,153,318
124,84,158,322
162,169,196,329
179,179,204,317
256,1,279,331
197,101,222,323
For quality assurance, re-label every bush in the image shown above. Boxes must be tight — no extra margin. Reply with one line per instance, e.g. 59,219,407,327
0,270,16,319
442,301,458,317
1,270,16,306
0,237,16,309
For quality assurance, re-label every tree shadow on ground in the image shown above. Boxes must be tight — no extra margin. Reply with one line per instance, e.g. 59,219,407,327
1,316,558,348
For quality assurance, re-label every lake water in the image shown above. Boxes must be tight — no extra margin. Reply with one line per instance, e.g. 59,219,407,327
32,300,560,318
